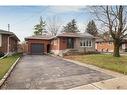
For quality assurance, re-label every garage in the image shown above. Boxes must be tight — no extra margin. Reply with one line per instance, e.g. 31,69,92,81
31,43,44,55
25,35,51,55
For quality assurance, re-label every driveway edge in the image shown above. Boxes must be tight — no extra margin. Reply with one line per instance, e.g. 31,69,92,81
0,57,21,88
63,58,125,78
49,54,127,89
49,54,125,78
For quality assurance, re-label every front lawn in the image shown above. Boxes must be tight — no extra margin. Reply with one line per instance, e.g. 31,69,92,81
0,53,21,80
64,54,127,74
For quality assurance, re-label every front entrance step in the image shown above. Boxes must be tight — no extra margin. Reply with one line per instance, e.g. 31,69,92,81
63,49,81,56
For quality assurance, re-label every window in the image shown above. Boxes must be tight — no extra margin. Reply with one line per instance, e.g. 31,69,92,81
80,42,82,46
0,34,2,47
80,39,92,47
89,40,92,46
83,41,86,46
86,40,89,46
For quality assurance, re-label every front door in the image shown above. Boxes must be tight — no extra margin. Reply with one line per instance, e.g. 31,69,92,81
47,44,50,53
67,38,74,48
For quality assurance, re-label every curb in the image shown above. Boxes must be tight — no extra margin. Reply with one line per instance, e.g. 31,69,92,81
0,57,21,88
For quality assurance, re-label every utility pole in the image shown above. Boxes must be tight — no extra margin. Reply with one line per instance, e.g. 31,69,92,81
8,24,10,31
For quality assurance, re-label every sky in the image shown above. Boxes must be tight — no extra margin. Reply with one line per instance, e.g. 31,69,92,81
0,6,93,41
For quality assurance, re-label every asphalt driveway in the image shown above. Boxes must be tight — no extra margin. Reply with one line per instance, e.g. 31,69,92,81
1,55,114,89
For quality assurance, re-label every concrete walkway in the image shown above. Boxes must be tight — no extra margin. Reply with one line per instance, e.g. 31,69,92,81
1,55,114,89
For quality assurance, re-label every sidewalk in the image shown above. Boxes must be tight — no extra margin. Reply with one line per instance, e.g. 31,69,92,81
70,76,127,89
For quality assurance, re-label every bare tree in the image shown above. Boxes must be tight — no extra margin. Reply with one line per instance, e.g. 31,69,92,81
47,16,62,36
89,6,127,57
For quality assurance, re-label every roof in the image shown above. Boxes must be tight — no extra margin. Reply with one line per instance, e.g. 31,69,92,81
0,29,20,41
25,34,55,40
56,32,94,38
96,37,114,42
0,29,14,35
25,32,94,40
96,35,127,42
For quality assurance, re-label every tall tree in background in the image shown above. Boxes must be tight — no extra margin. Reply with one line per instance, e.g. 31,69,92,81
86,20,98,36
62,19,79,33
34,16,46,35
89,6,127,57
47,16,62,36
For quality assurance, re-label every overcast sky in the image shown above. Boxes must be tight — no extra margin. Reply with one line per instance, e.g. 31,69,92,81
0,6,93,41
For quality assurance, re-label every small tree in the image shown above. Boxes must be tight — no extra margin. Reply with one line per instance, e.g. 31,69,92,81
34,16,46,35
62,19,79,33
86,20,98,36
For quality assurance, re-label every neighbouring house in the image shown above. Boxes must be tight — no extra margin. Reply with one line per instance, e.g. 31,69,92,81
95,37,127,52
0,29,20,54
25,32,95,56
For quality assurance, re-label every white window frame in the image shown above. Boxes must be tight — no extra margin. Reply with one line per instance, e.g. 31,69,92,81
80,38,92,47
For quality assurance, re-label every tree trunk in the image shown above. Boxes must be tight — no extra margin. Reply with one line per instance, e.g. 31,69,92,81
113,42,120,57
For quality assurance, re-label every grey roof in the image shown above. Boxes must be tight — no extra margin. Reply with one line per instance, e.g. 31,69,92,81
0,29,20,41
96,35,127,42
25,34,55,40
95,37,113,42
25,32,94,40
0,29,14,35
56,32,94,38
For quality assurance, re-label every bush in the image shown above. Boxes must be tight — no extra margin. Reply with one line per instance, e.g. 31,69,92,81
0,52,5,58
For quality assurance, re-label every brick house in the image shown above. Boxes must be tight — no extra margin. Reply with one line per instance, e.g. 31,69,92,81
0,29,20,54
25,32,95,56
95,37,127,52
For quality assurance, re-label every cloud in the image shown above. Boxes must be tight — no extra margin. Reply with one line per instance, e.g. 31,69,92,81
47,6,86,13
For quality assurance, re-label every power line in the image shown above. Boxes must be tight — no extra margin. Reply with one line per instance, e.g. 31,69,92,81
11,6,49,26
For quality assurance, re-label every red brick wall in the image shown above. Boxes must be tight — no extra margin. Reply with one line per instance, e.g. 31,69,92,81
0,34,8,53
50,37,67,50
59,37,67,50
27,39,50,54
0,34,18,53
96,41,114,52
50,38,59,50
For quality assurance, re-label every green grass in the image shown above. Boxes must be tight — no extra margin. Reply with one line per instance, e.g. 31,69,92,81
64,54,127,74
0,53,21,80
